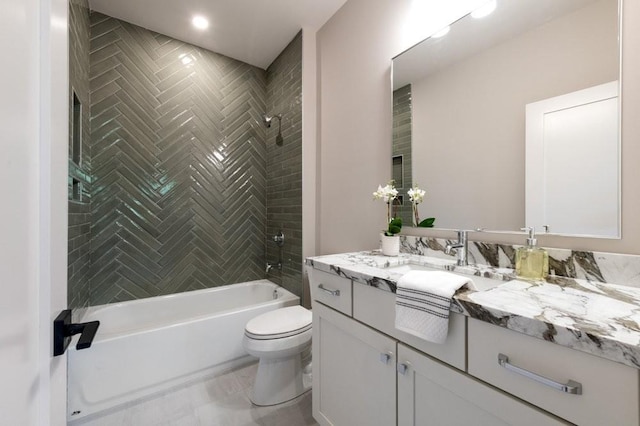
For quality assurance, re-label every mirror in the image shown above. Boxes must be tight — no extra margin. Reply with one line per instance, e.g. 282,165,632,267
392,0,620,237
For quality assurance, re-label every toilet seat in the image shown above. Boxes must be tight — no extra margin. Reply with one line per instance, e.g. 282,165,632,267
245,305,311,340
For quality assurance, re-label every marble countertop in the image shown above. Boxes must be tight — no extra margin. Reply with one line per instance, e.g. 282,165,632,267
306,251,640,369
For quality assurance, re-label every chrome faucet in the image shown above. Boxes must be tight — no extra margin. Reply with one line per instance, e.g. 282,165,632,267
445,230,469,266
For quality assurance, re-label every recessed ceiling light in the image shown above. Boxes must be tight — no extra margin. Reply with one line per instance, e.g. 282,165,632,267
192,15,209,30
471,0,497,19
431,26,450,38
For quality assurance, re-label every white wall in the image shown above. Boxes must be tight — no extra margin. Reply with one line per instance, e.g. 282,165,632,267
316,0,487,255
0,0,68,424
317,0,640,255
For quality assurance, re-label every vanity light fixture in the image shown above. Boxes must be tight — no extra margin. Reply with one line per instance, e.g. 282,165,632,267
471,0,497,19
431,26,450,38
192,15,209,30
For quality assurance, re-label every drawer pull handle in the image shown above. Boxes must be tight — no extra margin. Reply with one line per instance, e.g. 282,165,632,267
397,362,410,375
380,352,393,365
318,284,340,296
498,354,582,395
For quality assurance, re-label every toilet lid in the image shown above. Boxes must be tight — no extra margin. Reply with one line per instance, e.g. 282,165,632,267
245,306,312,340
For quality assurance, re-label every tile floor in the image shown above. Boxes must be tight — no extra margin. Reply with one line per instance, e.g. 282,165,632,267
71,361,318,426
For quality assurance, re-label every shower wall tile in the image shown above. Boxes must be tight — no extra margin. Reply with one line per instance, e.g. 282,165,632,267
89,13,268,304
392,84,412,227
266,32,303,298
68,0,92,309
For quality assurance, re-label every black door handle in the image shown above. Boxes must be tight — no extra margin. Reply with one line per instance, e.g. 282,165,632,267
53,309,100,356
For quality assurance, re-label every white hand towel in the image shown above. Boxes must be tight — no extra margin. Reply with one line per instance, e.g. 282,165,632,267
395,270,477,344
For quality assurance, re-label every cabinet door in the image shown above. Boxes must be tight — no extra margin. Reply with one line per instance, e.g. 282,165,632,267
397,344,567,426
313,303,396,426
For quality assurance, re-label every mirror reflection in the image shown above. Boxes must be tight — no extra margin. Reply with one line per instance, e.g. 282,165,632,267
392,0,620,237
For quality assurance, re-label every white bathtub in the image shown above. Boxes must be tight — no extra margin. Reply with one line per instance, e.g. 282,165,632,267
67,279,298,421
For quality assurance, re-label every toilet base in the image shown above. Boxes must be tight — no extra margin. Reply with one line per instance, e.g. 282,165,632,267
250,347,312,406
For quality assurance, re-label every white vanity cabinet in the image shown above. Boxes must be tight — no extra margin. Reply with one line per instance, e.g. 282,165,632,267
312,302,396,426
468,318,640,426
353,281,466,370
308,269,353,316
309,265,640,425
397,343,566,426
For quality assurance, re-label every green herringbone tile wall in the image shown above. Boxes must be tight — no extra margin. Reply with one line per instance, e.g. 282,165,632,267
89,12,269,304
266,32,303,298
393,84,413,228
68,0,92,309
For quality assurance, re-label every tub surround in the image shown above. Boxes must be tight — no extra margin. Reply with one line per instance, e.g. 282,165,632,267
67,8,304,307
306,248,640,369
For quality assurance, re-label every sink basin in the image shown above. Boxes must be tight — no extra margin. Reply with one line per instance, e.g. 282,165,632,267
384,263,508,291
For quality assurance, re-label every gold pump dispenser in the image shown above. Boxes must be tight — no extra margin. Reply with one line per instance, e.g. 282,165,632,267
515,227,549,280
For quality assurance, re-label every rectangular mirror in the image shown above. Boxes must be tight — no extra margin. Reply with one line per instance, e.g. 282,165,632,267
392,0,620,237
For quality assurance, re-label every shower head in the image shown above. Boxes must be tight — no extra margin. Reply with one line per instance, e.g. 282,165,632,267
262,113,281,128
263,113,284,146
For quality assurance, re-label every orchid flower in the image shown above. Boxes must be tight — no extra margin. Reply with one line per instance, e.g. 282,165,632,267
373,181,399,226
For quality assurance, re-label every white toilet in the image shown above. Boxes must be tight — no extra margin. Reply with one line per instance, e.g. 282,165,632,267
243,305,312,406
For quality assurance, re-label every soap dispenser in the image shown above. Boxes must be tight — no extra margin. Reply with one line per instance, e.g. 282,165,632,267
515,227,549,280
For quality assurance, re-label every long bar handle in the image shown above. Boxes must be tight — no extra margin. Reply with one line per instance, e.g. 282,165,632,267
318,284,340,296
498,353,582,395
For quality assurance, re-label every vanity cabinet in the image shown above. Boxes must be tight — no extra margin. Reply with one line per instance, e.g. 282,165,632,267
310,270,567,425
468,318,640,426
397,343,565,426
353,281,466,370
312,302,396,426
309,269,353,316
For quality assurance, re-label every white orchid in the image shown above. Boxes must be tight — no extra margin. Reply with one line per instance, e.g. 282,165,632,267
407,186,426,204
407,185,434,227
373,181,399,225
372,183,398,203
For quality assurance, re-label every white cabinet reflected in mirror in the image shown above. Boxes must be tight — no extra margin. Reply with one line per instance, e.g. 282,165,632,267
392,0,621,238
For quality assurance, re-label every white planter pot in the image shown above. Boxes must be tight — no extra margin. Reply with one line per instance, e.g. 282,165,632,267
380,233,400,256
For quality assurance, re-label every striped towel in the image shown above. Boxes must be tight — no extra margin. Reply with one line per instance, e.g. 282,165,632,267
395,270,476,344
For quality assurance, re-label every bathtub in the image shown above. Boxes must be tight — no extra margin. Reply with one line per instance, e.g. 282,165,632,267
67,279,298,421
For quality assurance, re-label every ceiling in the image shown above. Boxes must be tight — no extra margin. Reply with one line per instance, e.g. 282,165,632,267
88,0,348,69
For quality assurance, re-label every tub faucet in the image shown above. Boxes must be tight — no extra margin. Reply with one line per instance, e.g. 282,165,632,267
445,230,469,266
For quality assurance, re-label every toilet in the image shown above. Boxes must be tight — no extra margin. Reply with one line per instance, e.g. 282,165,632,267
243,305,312,406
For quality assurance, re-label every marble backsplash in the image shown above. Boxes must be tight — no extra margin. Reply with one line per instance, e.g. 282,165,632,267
401,235,640,289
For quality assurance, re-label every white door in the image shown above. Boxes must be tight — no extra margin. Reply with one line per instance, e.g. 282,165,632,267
313,303,397,426
526,81,619,237
0,0,69,424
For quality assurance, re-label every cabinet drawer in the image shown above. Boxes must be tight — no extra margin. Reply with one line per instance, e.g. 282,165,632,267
308,268,352,316
398,344,567,426
353,282,465,370
468,318,640,426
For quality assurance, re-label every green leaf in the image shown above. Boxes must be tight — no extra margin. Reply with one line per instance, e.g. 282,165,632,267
388,224,401,234
418,217,435,228
389,217,402,227
387,217,402,235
